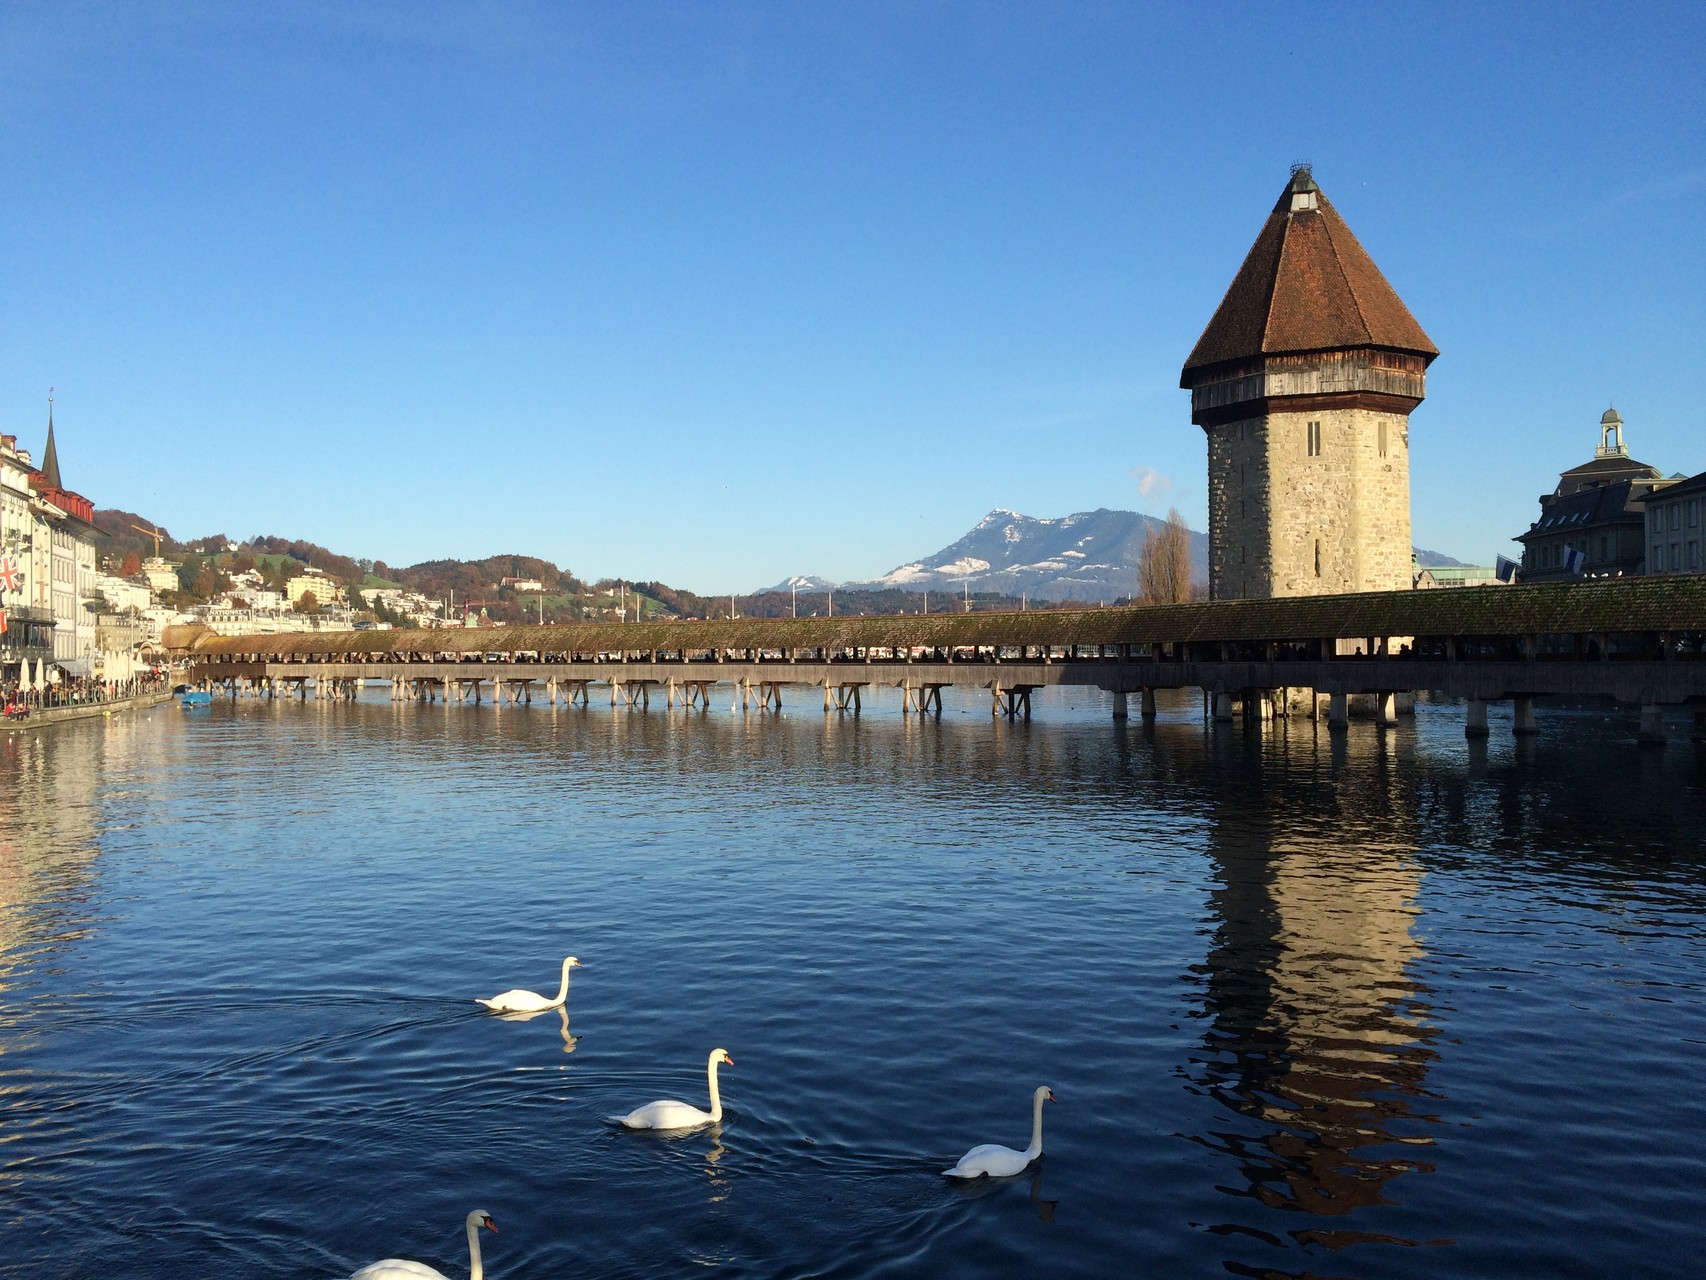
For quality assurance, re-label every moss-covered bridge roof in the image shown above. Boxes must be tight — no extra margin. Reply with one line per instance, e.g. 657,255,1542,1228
171,576,1706,660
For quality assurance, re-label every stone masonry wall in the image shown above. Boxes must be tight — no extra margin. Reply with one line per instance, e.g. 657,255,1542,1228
1209,404,1413,600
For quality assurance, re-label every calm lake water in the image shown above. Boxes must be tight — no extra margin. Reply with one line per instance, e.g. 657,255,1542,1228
2,688,1704,1279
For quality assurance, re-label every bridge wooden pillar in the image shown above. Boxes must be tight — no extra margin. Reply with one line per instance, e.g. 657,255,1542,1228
1375,692,1397,728
1111,691,1128,721
828,682,865,712
1640,702,1666,747
1140,688,1157,719
1327,692,1348,731
1693,708,1706,744
899,682,944,715
1512,696,1539,736
1465,698,1489,737
1212,692,1235,722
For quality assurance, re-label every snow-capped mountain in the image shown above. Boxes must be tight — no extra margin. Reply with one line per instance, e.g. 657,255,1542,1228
757,510,1468,604
753,574,840,595
854,508,1210,603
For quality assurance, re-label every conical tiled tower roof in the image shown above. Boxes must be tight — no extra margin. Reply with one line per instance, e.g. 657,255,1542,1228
1181,168,1437,382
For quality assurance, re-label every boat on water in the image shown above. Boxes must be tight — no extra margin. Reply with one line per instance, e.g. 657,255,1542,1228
179,691,212,708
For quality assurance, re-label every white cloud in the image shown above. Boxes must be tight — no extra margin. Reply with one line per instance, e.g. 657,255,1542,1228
1131,465,1176,499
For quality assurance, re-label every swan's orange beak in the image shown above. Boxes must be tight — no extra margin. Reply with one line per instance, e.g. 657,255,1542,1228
484,1218,498,1233
725,1052,735,1064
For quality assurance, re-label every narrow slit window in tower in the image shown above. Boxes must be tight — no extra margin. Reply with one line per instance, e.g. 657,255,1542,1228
1378,421,1388,457
1307,420,1322,457
1314,539,1322,577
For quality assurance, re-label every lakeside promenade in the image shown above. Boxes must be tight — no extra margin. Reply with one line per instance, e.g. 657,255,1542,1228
0,689,174,732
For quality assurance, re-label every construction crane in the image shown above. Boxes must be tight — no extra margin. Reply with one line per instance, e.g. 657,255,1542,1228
131,522,165,559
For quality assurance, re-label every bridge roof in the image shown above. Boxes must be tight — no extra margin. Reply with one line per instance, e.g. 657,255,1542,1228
176,576,1706,660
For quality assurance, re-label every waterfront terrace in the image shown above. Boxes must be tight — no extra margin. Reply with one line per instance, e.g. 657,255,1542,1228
173,576,1706,743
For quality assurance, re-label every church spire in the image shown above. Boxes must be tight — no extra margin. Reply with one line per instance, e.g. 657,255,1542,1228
41,389,63,490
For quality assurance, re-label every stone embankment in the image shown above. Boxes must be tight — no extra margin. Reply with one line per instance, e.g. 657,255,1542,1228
1,691,175,732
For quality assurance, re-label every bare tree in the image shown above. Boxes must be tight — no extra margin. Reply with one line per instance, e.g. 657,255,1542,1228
1137,508,1193,604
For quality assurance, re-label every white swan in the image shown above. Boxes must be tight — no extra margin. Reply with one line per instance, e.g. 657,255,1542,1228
942,1085,1055,1178
609,1047,733,1129
476,956,580,1012
349,1208,496,1280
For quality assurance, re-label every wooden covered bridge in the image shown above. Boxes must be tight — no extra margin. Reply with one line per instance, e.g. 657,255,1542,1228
170,576,1706,743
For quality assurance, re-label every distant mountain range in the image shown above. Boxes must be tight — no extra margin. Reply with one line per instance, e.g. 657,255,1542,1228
761,508,1468,603
99,497,1470,618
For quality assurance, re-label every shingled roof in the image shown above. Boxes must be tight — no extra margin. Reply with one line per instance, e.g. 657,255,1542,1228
176,577,1706,659
1181,167,1438,380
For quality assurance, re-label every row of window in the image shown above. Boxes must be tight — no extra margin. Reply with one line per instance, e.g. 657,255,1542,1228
1648,497,1701,534
1224,420,1398,458
1651,540,1701,573
1306,420,1391,457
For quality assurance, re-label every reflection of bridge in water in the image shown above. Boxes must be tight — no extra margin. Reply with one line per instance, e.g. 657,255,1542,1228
174,578,1706,743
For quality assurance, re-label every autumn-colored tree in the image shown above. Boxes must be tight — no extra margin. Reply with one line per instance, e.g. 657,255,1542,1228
294,589,319,613
1137,508,1193,604
120,551,143,578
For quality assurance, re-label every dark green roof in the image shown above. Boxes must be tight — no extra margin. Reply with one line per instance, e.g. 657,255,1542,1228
180,576,1706,660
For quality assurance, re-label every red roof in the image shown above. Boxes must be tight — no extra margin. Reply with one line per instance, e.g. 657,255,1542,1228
31,476,95,525
1181,169,1437,382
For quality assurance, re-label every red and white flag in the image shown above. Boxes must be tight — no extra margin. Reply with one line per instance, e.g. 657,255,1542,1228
0,556,19,595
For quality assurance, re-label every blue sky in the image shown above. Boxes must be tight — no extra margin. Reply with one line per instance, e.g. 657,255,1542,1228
2,2,1702,592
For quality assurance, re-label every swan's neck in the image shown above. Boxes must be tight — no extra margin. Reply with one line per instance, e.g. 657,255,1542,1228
1024,1093,1046,1161
706,1054,724,1122
552,960,573,1004
467,1217,484,1280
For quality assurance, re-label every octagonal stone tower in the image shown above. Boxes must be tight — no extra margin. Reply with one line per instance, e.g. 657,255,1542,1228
1181,167,1438,600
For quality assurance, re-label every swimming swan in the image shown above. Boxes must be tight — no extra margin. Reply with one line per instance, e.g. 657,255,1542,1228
609,1048,733,1130
476,956,580,1013
942,1085,1055,1178
350,1209,496,1280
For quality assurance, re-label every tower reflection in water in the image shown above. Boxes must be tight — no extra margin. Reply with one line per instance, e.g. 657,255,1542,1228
1183,724,1444,1269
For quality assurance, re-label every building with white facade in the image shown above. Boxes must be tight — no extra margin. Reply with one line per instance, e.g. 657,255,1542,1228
30,417,100,674
0,433,56,675
94,572,153,614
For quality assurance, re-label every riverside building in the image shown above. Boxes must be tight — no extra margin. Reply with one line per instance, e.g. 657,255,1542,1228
1515,408,1676,583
